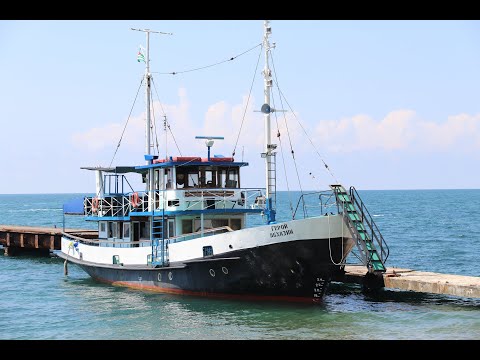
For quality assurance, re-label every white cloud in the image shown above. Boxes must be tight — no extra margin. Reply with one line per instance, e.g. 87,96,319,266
314,110,480,153
71,86,480,177
71,87,191,155
71,88,267,163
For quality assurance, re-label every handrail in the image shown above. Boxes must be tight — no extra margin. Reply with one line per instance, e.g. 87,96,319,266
62,225,233,247
84,188,265,217
337,200,374,268
349,186,390,264
168,226,233,242
62,232,152,246
293,190,338,219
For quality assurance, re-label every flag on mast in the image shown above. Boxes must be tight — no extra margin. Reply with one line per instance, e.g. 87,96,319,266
137,46,145,63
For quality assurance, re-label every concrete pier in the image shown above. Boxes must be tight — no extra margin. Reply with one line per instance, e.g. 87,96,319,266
334,265,480,299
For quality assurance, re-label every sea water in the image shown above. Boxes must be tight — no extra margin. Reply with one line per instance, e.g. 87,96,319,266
0,190,479,339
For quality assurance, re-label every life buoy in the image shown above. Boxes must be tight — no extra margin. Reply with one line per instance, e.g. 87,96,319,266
131,192,140,208
92,197,99,213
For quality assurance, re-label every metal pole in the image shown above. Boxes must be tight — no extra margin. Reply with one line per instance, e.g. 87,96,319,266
263,20,272,200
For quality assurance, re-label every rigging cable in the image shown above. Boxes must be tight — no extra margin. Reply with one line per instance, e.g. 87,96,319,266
153,43,262,75
109,77,144,167
269,52,339,184
149,91,161,157
152,77,183,156
269,51,305,198
151,77,169,158
151,74,198,187
163,115,167,159
270,86,294,219
231,44,264,158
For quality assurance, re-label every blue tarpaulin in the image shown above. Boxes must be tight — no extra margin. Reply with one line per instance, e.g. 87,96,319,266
63,197,84,215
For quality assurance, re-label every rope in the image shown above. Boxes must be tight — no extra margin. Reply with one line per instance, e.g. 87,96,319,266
269,52,304,197
63,244,71,276
109,77,144,167
153,43,262,75
270,52,339,184
231,44,263,158
328,214,345,266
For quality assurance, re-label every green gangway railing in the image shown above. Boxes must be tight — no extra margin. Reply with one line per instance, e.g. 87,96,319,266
330,184,389,273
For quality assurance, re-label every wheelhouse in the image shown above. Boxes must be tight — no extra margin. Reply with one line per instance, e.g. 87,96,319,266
80,155,265,249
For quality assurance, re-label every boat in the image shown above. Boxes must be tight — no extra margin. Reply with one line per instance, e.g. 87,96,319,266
57,21,389,303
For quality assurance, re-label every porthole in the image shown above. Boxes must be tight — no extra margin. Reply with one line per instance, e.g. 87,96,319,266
222,267,228,274
209,269,216,277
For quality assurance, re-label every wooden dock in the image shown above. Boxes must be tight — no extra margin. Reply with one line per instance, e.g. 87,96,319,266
0,225,97,255
333,265,480,299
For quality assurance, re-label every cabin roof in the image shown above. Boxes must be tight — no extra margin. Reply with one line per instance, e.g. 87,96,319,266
135,156,248,170
80,166,148,174
81,157,247,174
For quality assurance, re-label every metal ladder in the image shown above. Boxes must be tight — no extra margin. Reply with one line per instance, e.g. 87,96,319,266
267,152,276,207
151,213,169,267
330,184,388,273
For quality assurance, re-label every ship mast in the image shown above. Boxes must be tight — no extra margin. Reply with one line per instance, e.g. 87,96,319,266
131,28,172,211
262,20,276,224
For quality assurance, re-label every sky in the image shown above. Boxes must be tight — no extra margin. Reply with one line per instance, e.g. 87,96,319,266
1,20,479,194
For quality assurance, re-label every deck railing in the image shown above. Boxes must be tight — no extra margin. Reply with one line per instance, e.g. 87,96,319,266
84,188,265,218
63,225,233,249
293,190,339,219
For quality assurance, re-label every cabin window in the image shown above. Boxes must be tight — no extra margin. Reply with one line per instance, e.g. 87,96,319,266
230,218,241,230
187,173,199,188
204,170,216,187
194,219,229,232
123,223,130,239
155,169,163,190
226,168,238,188
100,222,106,232
176,171,186,188
176,166,201,189
219,170,226,188
218,168,239,188
165,168,173,189
182,219,193,234
168,199,180,207
203,246,213,257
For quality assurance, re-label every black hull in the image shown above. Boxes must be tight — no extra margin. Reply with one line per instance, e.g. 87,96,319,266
62,238,350,303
